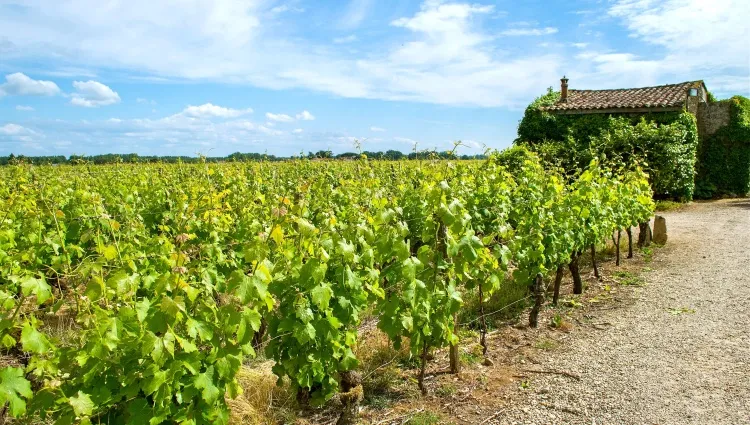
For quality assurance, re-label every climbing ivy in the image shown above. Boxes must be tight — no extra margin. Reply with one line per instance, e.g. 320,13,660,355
694,96,750,198
515,90,698,200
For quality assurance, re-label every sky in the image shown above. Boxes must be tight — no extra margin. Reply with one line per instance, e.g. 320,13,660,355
0,0,749,157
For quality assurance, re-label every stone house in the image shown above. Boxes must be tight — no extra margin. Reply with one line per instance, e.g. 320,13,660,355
541,77,730,140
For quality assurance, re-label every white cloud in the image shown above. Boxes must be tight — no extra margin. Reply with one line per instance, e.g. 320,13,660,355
394,136,420,145
0,1,563,107
0,123,28,135
270,4,304,14
340,0,373,29
333,35,358,44
296,110,315,121
15,105,35,111
137,97,156,105
572,43,588,49
70,80,121,107
0,73,60,97
266,112,295,122
258,125,284,136
608,0,750,93
370,126,386,132
292,128,303,134
182,103,253,118
500,26,558,36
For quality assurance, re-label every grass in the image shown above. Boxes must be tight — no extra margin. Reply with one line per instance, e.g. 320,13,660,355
458,275,530,330
534,338,559,351
356,331,418,409
655,200,686,212
613,270,646,287
228,364,299,425
640,246,654,263
406,411,445,425
549,313,572,331
668,307,696,315
460,346,483,366
435,383,457,397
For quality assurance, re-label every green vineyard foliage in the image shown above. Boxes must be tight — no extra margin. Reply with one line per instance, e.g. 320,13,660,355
0,153,653,422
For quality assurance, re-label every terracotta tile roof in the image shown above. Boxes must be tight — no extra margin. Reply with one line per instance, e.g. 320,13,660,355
543,81,700,112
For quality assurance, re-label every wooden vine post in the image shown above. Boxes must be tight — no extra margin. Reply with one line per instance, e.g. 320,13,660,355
590,244,600,279
569,252,583,294
449,312,461,374
626,227,634,258
615,230,621,266
478,285,488,356
553,266,564,305
529,274,544,328
418,341,429,395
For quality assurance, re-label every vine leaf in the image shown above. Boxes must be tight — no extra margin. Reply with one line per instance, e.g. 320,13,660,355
0,367,32,417
311,284,333,311
194,366,220,403
20,324,50,354
69,390,95,417
20,276,51,305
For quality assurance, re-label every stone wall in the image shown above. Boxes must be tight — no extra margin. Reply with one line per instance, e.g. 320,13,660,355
697,101,731,139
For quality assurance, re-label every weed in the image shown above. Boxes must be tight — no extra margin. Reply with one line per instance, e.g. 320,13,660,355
435,383,457,397
459,344,484,366
550,313,563,329
549,313,572,331
406,411,443,425
655,200,686,212
458,277,529,329
614,271,645,286
357,332,412,405
534,338,559,351
365,395,391,410
519,379,530,390
561,298,583,308
668,307,696,315
640,246,654,263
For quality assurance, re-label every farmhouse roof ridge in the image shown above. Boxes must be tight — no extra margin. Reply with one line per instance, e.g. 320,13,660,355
543,80,705,112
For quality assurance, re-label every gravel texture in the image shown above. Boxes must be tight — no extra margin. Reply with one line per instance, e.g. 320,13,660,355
495,199,750,425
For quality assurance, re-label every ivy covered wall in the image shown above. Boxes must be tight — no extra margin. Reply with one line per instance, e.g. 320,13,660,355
515,89,699,200
694,96,750,198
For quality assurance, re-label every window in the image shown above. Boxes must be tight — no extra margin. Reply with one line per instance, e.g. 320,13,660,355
689,88,698,96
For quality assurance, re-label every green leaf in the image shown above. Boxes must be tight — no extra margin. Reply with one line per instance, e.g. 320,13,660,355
69,391,95,417
135,298,151,322
310,284,333,311
0,367,32,418
84,277,104,301
177,335,198,353
21,324,50,354
269,226,284,245
400,315,413,332
20,276,51,305
194,366,220,404
102,245,118,260
142,369,167,396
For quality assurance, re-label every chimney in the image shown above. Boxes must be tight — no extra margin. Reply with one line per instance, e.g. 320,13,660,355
560,75,569,102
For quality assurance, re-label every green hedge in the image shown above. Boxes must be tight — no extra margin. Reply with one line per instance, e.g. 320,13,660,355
516,89,698,200
694,96,750,198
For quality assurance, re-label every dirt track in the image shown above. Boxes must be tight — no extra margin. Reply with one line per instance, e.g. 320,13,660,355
496,199,750,425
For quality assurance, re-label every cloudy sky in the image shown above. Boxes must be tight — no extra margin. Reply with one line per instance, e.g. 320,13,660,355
1,0,748,156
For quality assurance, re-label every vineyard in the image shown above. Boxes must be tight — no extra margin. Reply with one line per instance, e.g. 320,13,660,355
0,151,654,424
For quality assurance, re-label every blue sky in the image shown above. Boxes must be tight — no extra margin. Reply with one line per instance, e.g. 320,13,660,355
1,0,748,157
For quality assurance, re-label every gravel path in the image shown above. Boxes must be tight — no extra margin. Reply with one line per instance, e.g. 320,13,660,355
497,199,750,425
